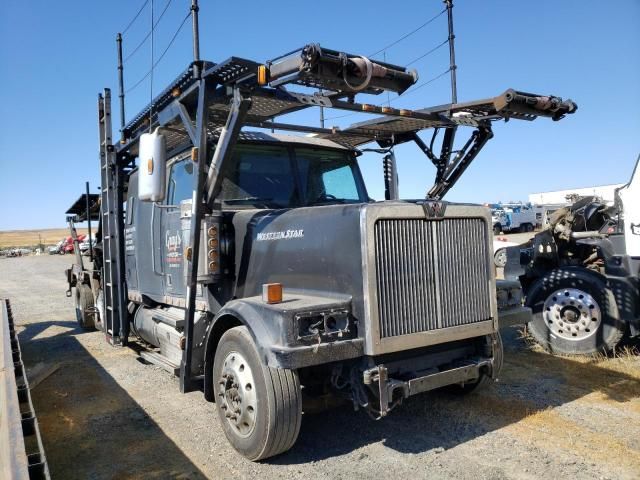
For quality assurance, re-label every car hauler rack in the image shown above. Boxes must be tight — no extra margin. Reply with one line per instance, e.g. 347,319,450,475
98,42,576,394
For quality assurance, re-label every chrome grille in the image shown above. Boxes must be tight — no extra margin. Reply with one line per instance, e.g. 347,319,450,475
374,218,492,338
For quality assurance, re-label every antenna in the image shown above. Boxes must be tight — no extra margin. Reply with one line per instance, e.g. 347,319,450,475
116,33,126,142
444,0,457,104
191,0,201,77
149,0,154,132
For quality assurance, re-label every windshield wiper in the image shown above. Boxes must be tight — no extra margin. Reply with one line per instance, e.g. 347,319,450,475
307,198,350,206
223,197,281,208
224,196,273,203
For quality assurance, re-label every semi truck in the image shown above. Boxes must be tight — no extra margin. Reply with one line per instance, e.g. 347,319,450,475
69,25,575,457
506,155,639,355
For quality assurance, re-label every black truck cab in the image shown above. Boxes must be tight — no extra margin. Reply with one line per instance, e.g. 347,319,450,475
126,133,367,306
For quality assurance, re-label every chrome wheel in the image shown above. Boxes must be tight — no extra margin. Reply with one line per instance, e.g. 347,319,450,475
217,350,257,438
543,288,601,341
494,248,507,268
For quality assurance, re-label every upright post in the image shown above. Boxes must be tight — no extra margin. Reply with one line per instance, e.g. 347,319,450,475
116,33,126,142
85,181,93,262
191,0,201,77
319,88,325,128
444,0,457,104
180,78,210,393
434,0,459,188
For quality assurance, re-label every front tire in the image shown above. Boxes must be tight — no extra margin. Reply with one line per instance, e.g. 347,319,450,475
526,268,625,355
213,326,302,461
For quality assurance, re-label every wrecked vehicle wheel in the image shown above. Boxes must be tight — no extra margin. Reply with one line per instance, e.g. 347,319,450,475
526,268,625,355
494,248,508,268
213,326,302,461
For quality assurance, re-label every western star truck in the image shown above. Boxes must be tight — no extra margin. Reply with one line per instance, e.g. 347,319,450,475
68,28,575,458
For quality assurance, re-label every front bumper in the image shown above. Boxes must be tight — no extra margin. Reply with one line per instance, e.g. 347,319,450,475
498,305,531,328
269,338,364,369
364,358,493,416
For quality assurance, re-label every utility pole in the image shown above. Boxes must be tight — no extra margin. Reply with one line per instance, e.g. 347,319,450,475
444,0,457,104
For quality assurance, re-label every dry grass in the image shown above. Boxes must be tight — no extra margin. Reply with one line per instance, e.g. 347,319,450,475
517,325,640,379
0,228,88,249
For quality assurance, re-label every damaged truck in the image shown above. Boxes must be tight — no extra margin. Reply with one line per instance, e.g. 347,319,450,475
507,155,640,355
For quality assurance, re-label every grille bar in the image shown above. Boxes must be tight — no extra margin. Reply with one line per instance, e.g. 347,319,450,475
374,218,492,338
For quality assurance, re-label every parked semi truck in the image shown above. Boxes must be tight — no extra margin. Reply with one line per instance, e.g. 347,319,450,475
69,31,575,458
506,155,639,355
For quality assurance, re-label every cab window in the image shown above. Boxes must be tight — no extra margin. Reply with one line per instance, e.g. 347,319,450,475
295,148,365,205
218,145,297,208
167,159,194,205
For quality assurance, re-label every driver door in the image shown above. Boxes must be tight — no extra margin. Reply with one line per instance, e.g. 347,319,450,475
161,156,194,297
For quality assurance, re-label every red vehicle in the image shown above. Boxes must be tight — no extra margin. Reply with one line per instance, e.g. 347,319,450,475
60,235,85,254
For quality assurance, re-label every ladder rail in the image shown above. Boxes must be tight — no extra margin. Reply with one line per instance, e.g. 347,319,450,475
98,89,128,346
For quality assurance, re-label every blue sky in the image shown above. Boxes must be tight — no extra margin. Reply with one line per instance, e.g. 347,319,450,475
0,0,638,229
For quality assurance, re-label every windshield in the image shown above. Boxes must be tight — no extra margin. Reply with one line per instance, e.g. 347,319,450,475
217,143,367,209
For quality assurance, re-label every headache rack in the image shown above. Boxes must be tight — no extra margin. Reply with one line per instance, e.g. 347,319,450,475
98,41,577,392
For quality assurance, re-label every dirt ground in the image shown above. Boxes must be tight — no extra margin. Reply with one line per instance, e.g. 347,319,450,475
1,254,639,480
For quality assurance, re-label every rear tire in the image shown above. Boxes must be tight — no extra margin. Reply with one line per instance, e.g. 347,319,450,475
213,326,302,461
74,284,96,330
526,268,625,355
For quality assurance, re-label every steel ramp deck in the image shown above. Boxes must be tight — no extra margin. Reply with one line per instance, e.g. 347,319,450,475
65,194,100,222
118,45,576,156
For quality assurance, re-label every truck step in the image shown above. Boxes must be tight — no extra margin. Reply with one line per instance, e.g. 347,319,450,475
140,350,180,375
151,307,185,329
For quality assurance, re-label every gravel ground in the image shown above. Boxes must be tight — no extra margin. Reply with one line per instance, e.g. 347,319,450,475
1,255,639,480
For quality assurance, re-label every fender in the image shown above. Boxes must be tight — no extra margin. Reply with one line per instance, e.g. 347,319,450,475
203,292,355,401
203,299,279,401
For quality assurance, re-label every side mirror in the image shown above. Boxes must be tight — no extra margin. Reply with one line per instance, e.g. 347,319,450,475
138,127,167,202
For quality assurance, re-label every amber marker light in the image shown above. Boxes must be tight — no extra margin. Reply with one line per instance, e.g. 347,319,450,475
262,283,283,304
147,158,154,174
258,65,268,85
